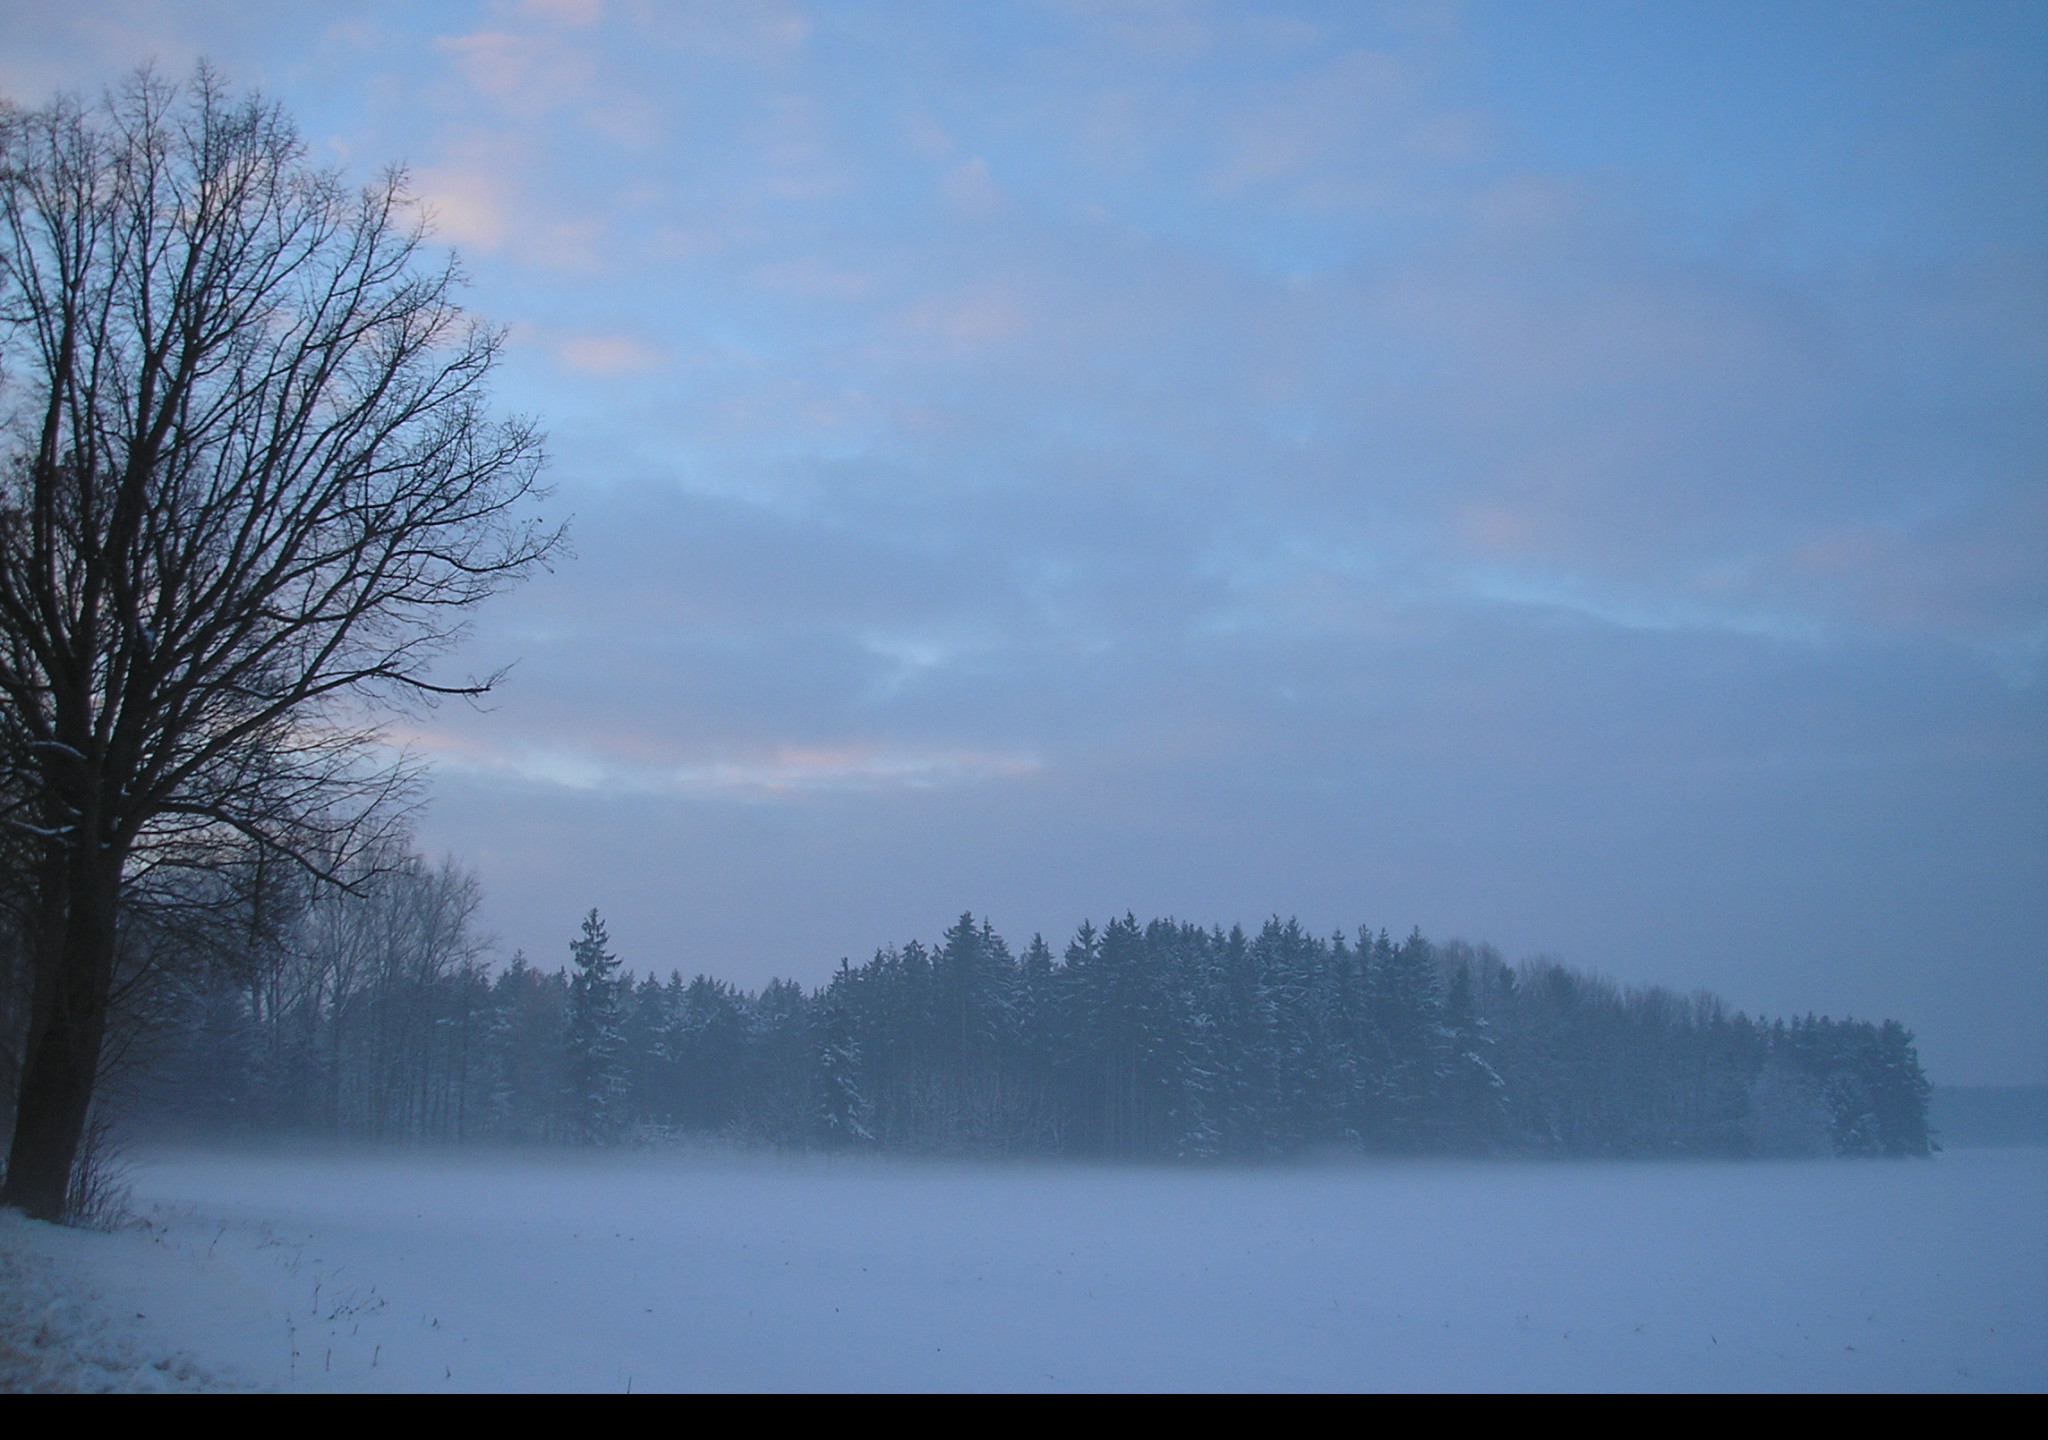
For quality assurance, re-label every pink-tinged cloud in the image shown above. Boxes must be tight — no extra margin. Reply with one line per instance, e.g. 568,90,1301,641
413,162,510,251
753,258,875,299
896,289,1031,352
401,730,1042,797
520,0,603,30
435,29,596,112
554,333,666,375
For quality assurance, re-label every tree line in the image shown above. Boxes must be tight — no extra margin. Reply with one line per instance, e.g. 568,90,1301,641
128,850,1932,1160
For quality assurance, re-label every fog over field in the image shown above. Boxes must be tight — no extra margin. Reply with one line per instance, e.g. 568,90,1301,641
4,1147,2044,1392
1,0,2043,1394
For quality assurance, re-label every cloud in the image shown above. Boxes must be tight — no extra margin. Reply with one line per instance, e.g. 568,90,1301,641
409,731,1042,798
628,2,812,64
436,28,596,113
893,287,1031,353
521,217,609,271
520,0,604,29
942,157,1003,215
752,257,875,299
553,332,666,375
413,160,511,251
1212,48,1415,196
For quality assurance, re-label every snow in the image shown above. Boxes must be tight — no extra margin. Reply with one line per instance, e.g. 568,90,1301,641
0,1210,228,1392
5,1146,2043,1391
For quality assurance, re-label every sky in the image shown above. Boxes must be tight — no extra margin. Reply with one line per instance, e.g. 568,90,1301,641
2,1,2042,1083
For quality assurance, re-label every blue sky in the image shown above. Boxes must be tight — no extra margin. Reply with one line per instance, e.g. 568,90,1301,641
4,1,2043,1081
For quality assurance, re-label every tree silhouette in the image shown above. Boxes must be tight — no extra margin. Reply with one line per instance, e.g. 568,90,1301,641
0,66,558,1217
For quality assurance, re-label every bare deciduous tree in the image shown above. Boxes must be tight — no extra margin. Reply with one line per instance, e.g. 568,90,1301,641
0,66,558,1218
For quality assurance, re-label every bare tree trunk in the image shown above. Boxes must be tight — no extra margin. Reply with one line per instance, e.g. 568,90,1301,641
4,847,119,1218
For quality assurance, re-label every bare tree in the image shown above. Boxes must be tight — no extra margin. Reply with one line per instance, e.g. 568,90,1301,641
0,66,558,1218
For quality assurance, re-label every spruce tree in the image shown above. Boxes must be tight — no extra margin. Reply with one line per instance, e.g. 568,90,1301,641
566,910,629,1143
812,989,873,1147
1369,929,1450,1149
1441,955,1505,1149
1870,1020,1933,1156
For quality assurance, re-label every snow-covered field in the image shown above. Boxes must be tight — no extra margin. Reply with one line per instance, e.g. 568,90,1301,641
4,1145,2043,1391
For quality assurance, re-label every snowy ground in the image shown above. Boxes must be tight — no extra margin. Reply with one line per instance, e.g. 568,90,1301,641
0,1207,227,1392
3,1145,2042,1391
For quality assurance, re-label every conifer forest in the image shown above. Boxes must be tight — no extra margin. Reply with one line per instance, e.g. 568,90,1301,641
100,848,1932,1162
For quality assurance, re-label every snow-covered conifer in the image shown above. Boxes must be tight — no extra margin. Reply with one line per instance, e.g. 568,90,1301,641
565,910,630,1143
